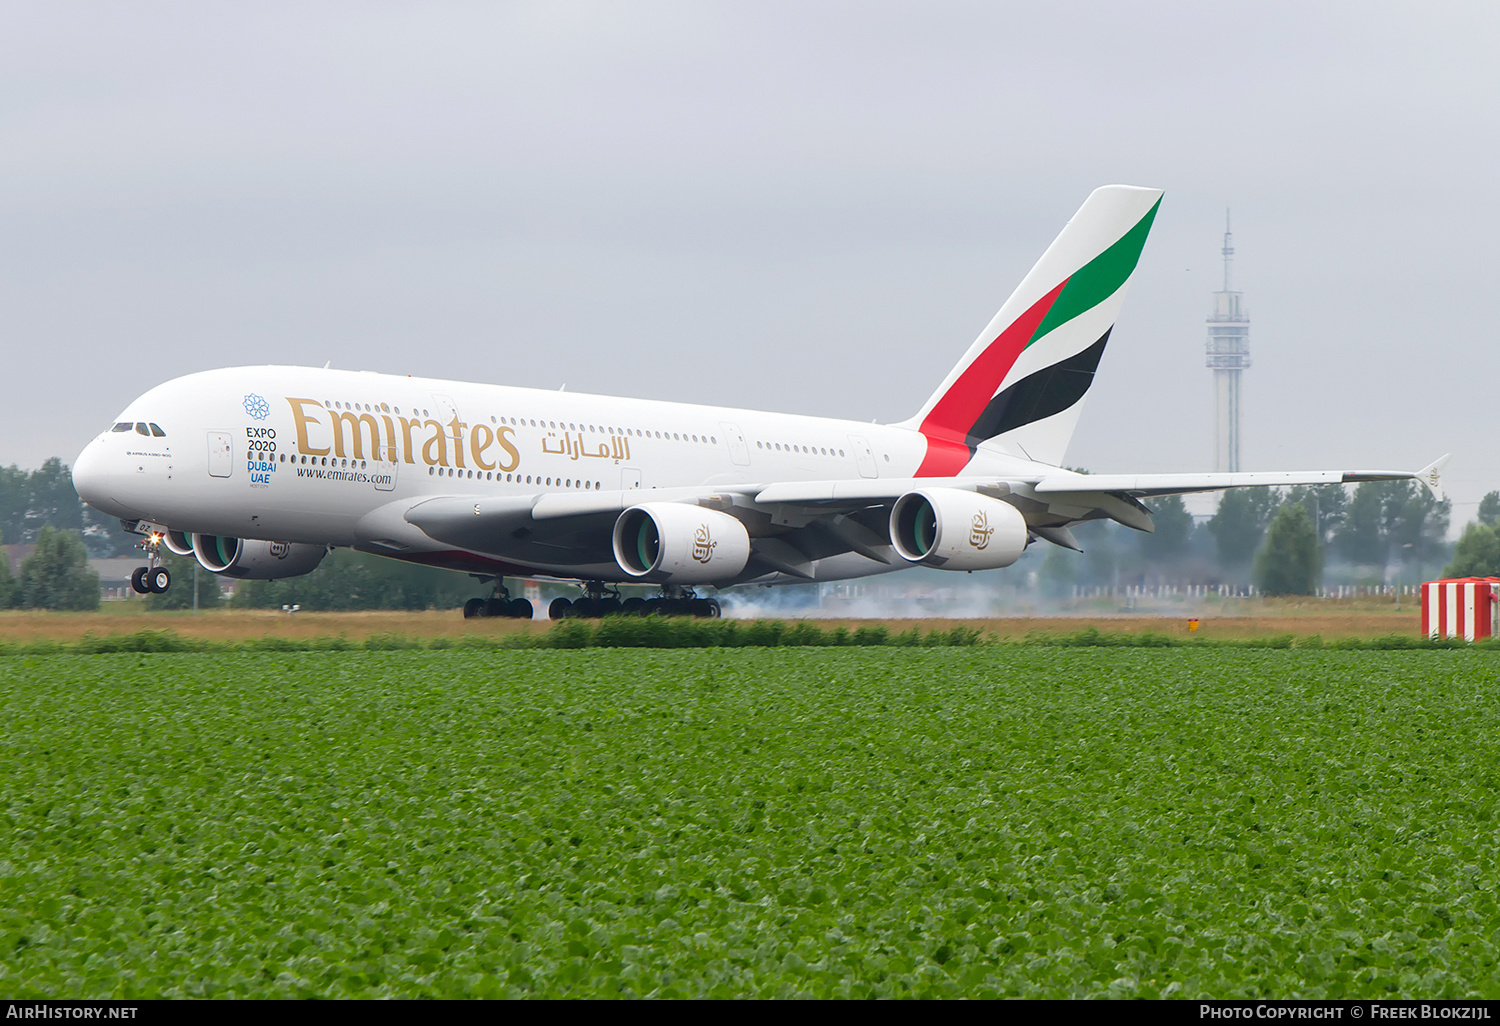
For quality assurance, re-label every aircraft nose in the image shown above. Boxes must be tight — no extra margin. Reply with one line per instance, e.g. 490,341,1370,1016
72,436,115,509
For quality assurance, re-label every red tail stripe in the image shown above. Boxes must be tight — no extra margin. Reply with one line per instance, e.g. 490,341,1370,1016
912,278,1068,477
912,434,972,478
919,278,1067,442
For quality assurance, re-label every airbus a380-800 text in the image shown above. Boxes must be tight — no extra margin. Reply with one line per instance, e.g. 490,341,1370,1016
72,185,1447,619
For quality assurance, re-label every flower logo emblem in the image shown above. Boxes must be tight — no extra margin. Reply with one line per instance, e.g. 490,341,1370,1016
243,394,270,420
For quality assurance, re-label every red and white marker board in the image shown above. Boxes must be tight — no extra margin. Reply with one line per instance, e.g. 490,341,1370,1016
1421,578,1500,641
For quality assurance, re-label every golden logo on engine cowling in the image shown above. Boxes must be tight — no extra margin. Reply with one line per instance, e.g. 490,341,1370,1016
692,524,717,563
969,510,994,550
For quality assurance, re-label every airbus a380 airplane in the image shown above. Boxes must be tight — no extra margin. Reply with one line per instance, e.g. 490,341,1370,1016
73,185,1447,619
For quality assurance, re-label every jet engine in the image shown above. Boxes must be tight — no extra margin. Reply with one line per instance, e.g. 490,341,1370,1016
163,530,195,556
612,504,751,584
889,489,1028,571
189,534,328,579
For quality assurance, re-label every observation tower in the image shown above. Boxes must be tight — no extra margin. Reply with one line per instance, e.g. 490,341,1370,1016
1206,212,1250,472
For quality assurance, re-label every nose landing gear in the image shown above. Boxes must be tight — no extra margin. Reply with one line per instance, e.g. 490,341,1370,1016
130,534,172,594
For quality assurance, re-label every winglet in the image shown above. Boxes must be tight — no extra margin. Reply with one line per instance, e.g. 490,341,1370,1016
1416,454,1451,501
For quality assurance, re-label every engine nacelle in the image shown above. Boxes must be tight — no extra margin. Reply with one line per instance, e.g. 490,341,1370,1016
163,530,195,556
889,489,1028,571
190,534,328,579
613,504,751,584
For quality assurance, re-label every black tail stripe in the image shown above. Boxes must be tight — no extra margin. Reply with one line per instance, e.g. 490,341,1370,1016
965,329,1112,447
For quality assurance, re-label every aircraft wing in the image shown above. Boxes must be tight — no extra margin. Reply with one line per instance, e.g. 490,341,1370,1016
745,454,1448,533
399,487,768,575
1030,454,1451,502
398,454,1449,576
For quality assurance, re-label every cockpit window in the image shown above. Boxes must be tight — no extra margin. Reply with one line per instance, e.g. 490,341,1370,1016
135,423,150,436
112,422,132,432
149,423,165,437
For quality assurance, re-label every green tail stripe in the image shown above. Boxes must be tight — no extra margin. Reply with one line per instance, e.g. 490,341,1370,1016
1028,196,1161,345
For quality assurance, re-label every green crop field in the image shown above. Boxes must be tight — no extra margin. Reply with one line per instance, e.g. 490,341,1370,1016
3,648,1500,998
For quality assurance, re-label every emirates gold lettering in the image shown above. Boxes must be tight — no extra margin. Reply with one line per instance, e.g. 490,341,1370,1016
448,417,466,469
692,524,717,563
332,411,380,460
282,396,526,473
470,424,496,471
287,398,331,456
494,427,520,472
400,418,420,464
421,420,448,466
970,511,994,550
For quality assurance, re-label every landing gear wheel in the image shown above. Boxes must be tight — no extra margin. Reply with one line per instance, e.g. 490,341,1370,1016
131,567,150,595
622,597,646,617
509,598,534,620
148,567,171,594
484,598,509,618
691,598,721,619
463,598,485,619
598,597,622,617
548,597,573,620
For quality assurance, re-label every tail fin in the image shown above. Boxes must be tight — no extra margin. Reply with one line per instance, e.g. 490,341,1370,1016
904,184,1162,473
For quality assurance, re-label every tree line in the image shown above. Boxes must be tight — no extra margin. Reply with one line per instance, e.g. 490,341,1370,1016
5,455,1500,611
0,527,101,611
1,458,137,555
0,458,140,611
0,457,479,611
1444,492,1500,578
1037,478,1470,597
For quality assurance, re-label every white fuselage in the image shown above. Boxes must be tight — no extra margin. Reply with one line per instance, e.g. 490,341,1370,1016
74,366,1042,583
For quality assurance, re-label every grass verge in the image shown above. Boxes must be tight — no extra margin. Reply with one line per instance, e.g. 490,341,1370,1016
0,621,1487,654
4,648,1499,997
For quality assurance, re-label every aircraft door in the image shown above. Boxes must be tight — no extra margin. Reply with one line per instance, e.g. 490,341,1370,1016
720,422,751,466
374,459,397,491
431,394,460,454
208,431,233,478
848,434,878,478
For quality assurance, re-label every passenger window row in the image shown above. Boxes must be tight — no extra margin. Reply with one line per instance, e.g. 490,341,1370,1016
320,400,721,448
109,400,734,452
426,466,601,490
494,414,717,446
757,440,844,458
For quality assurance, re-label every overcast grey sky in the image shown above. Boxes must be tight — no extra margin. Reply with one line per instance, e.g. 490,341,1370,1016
3,2,1497,525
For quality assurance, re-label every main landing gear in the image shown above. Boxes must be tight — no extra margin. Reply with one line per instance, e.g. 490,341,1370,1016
549,583,721,620
462,578,534,619
130,533,171,595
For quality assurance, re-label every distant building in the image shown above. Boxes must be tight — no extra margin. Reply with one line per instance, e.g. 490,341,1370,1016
92,558,143,601
3,545,150,601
